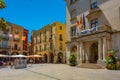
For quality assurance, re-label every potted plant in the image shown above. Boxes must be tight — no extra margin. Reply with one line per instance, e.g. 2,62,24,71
69,53,77,66
105,50,117,70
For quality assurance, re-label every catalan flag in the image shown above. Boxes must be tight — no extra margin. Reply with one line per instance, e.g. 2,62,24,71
21,36,26,41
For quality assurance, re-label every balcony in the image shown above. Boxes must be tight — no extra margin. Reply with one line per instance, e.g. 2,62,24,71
0,45,11,49
71,25,111,38
86,7,102,20
13,38,20,42
2,34,9,40
80,27,97,35
12,47,21,50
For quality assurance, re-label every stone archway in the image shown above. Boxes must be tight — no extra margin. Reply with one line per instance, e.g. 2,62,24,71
49,53,54,63
43,54,48,63
70,45,77,54
89,42,98,63
57,52,63,63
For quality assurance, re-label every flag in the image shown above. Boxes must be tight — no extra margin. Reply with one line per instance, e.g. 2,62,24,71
21,36,26,41
76,15,83,35
79,16,83,24
76,20,80,26
76,16,82,26
82,13,86,29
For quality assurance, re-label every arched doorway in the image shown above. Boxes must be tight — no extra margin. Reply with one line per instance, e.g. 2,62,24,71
49,53,54,63
57,52,63,63
70,45,77,54
89,42,98,63
44,54,48,63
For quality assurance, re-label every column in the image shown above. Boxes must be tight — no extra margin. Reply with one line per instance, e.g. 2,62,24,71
85,44,89,63
66,44,70,64
107,38,111,50
79,42,83,63
77,43,80,64
98,38,102,61
103,37,107,61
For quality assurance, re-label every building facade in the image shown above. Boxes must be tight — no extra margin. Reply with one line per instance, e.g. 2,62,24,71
32,22,66,63
0,22,28,56
23,29,28,55
28,42,32,55
65,0,120,66
0,20,11,55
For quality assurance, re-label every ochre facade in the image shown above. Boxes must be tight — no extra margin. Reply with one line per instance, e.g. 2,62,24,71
32,22,66,63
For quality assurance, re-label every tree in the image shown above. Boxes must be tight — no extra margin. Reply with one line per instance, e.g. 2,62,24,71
0,18,7,31
0,0,7,31
0,0,6,9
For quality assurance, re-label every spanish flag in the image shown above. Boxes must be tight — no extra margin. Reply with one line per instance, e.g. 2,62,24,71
76,16,83,27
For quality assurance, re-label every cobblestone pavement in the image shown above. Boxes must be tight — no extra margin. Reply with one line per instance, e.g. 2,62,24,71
0,64,120,80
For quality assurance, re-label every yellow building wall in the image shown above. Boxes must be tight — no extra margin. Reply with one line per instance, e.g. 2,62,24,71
55,22,66,52
33,22,66,63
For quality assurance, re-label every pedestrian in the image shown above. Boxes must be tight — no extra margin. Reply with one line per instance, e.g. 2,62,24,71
10,61,14,69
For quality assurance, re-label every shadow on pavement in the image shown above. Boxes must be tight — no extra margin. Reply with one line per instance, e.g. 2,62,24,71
25,68,61,80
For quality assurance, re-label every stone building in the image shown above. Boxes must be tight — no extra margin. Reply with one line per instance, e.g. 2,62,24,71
65,0,120,66
32,22,66,63
6,22,28,55
0,21,28,63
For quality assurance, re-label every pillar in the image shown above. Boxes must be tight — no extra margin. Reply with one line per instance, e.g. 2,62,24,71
107,38,111,50
79,42,83,63
66,44,70,64
77,43,80,64
98,38,102,61
85,44,89,63
103,37,107,61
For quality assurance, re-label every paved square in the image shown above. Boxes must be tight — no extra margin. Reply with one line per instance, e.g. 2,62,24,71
0,64,120,80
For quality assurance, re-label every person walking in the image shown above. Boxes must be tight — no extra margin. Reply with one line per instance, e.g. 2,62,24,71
10,61,14,69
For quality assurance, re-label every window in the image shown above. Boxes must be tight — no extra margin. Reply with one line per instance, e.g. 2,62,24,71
15,29,18,34
60,26,62,30
14,44,18,50
71,27,77,37
39,46,41,52
70,0,77,5
59,34,63,41
50,27,52,33
91,0,98,9
36,46,37,52
44,44,46,51
2,41,7,48
91,19,98,28
49,34,52,42
50,43,52,50
59,43,62,50
71,9,76,20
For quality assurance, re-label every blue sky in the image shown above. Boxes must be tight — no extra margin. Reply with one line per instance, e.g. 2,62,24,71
0,0,66,42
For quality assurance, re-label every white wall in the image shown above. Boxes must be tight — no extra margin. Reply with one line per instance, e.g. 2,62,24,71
112,32,120,59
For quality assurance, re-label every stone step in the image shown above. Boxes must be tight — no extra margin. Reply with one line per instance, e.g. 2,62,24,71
77,63,103,69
